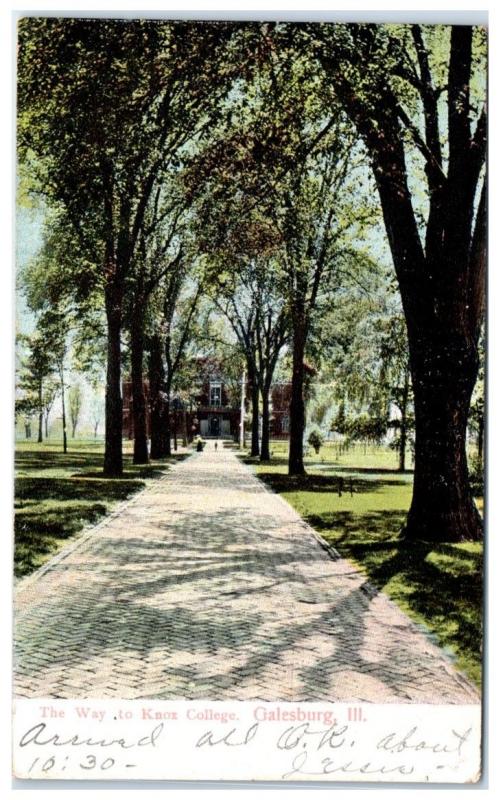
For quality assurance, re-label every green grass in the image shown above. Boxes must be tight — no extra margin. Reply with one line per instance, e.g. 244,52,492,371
14,438,186,579
243,441,483,686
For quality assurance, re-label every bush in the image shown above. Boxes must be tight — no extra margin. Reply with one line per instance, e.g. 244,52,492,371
468,455,484,496
307,428,324,454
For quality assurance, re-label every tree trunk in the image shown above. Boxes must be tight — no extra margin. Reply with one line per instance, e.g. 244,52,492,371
37,379,43,442
94,421,99,439
371,135,483,542
148,335,166,459
163,395,172,457
398,423,406,473
402,334,483,542
398,373,410,473
260,384,271,462
71,421,77,438
173,413,178,451
288,325,306,476
60,366,67,455
25,421,31,439
130,314,149,465
44,412,49,439
250,380,260,457
182,410,188,447
314,23,486,542
103,288,123,477
477,416,484,462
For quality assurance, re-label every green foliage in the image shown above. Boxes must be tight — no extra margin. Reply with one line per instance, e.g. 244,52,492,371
344,413,388,445
307,427,324,454
468,455,484,497
331,401,346,434
68,384,83,437
16,308,69,430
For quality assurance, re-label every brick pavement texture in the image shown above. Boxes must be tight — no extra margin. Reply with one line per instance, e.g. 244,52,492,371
14,444,479,703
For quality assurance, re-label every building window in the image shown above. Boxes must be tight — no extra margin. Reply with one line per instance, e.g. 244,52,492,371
210,382,222,407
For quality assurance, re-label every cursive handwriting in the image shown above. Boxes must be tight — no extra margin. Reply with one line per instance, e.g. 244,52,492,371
277,722,348,752
196,723,259,748
282,750,415,779
377,727,472,757
19,722,164,750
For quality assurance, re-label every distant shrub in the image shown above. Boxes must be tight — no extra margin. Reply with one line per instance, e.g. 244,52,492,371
469,455,484,496
307,428,324,455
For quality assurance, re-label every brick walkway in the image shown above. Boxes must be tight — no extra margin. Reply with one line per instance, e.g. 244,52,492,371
14,444,479,703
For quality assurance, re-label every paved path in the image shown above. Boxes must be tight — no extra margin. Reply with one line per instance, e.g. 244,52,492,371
14,444,479,703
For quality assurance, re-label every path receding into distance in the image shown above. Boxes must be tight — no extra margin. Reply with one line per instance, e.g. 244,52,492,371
14,444,479,703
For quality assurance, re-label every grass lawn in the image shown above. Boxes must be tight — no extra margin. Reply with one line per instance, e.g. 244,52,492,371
243,440,483,686
14,438,187,579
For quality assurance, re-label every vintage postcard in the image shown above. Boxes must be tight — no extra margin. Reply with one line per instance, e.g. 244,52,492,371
13,11,486,784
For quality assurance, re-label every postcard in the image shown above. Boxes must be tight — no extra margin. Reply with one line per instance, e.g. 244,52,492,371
13,13,485,784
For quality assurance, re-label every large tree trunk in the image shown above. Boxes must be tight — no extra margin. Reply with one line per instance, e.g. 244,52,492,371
402,332,483,542
103,286,123,477
314,23,486,542
130,313,149,465
369,114,483,542
260,384,271,462
148,335,166,460
250,380,260,457
288,325,306,476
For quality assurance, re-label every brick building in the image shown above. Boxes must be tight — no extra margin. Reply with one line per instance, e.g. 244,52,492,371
122,361,292,442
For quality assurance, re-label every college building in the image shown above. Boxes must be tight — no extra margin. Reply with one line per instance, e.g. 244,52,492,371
121,359,292,442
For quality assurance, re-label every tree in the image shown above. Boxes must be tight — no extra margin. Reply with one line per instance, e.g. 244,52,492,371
68,385,83,438
332,401,346,435
163,283,203,456
208,255,289,461
42,379,59,439
377,314,414,472
306,23,486,541
186,38,351,463
125,183,187,465
146,268,205,459
90,388,105,439
276,144,359,476
211,280,262,457
38,310,69,453
16,332,55,443
43,311,69,454
18,19,244,476
308,428,324,454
